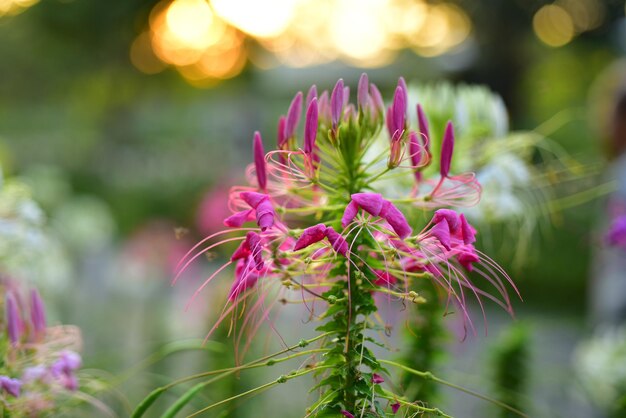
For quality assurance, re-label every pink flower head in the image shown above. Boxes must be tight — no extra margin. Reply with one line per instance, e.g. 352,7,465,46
417,104,430,155
285,91,303,139
331,78,344,129
392,403,400,413
0,375,21,397
341,411,355,418
253,131,267,190
371,373,384,384
304,97,318,154
293,224,327,251
240,192,275,231
440,121,455,178
342,193,412,239
305,84,317,108
324,227,348,256
30,288,46,342
5,293,21,346
357,73,369,111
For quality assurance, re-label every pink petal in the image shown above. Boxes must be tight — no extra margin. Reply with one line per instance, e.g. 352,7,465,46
380,200,412,239
293,224,327,251
240,191,268,209
433,209,460,233
351,192,384,216
341,200,359,228
429,220,451,250
325,227,348,256
224,209,253,228
460,213,476,245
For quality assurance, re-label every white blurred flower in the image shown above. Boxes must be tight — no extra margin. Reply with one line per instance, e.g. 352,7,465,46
574,326,626,410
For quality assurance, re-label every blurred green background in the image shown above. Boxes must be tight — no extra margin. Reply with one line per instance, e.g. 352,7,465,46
1,0,625,416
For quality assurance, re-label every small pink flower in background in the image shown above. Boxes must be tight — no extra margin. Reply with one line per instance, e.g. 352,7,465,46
0,376,21,397
606,214,626,249
197,186,232,235
340,411,355,418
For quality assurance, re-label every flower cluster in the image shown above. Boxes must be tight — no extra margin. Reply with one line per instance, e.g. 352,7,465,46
1,279,83,414
174,74,519,416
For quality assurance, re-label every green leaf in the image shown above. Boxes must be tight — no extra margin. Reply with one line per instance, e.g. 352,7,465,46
160,381,209,418
131,387,167,418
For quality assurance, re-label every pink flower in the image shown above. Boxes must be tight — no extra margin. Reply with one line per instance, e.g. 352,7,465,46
357,73,369,111
0,376,21,397
340,411,355,418
392,403,400,413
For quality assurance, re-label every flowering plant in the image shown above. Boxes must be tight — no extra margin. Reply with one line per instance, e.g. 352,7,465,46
0,279,84,415
135,75,522,417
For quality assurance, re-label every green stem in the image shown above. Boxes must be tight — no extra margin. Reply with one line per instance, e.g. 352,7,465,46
187,366,331,417
380,359,530,418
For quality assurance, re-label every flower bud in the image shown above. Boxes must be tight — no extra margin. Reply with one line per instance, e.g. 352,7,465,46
357,73,369,111
369,83,385,119
416,104,430,154
276,116,287,150
305,84,317,108
285,92,303,139
253,131,267,190
304,98,318,154
440,121,455,178
331,79,344,129
5,293,21,346
30,288,46,342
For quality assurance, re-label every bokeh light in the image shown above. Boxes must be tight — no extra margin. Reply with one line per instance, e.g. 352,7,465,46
135,0,475,85
211,0,296,38
533,4,575,47
0,0,38,17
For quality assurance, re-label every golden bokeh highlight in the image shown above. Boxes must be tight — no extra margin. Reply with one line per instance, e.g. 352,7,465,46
130,32,167,75
136,0,476,85
0,0,38,17
211,0,296,39
533,4,574,47
134,0,246,82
